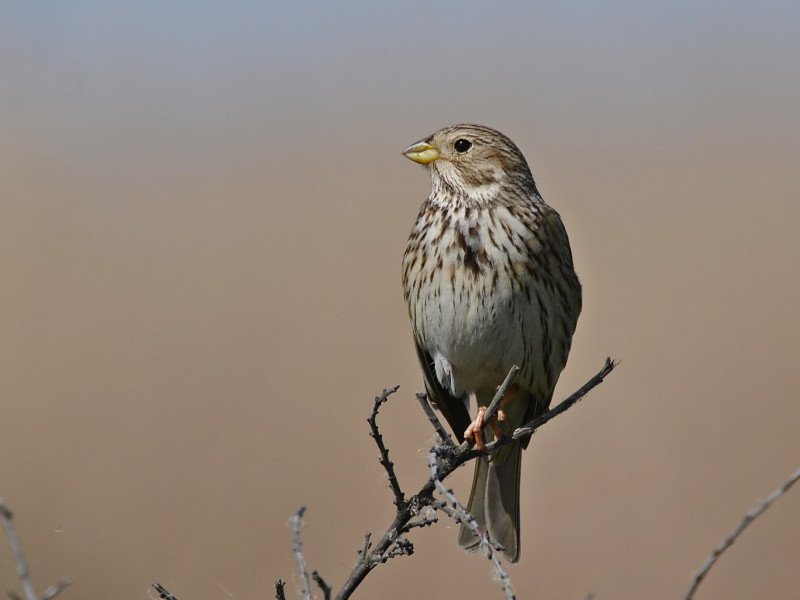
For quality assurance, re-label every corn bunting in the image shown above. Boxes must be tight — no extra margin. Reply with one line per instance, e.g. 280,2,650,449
402,124,582,562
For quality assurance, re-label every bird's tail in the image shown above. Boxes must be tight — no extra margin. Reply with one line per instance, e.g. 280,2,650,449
457,439,523,563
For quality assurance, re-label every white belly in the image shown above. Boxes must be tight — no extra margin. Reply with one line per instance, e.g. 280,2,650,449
404,203,566,401
413,231,534,396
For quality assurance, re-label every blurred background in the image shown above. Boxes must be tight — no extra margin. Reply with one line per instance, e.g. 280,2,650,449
2,2,799,598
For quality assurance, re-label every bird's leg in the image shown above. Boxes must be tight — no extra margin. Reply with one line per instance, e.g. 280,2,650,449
465,384,520,450
487,414,506,440
494,383,519,423
464,406,488,451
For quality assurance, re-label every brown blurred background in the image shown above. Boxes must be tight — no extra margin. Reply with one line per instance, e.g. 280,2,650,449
2,2,800,599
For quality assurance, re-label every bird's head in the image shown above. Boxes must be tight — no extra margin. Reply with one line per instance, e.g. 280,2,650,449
403,124,537,203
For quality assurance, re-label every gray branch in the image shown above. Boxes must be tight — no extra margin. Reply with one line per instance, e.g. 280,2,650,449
150,583,180,600
0,500,71,600
279,357,617,600
275,580,287,600
290,506,312,600
683,465,800,600
428,448,515,600
311,571,331,600
482,365,521,424
415,392,455,449
368,386,405,506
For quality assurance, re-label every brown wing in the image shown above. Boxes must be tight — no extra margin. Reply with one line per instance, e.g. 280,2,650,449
414,340,472,444
519,207,583,437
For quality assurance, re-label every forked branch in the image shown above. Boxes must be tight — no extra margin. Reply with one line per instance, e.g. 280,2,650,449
300,358,617,600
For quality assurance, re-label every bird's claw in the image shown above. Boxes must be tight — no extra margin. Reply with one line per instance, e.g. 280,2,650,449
464,406,506,451
464,406,488,451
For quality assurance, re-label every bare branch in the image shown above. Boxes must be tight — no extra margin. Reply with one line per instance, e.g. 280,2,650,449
150,583,180,600
512,357,616,440
377,538,415,562
290,506,312,600
312,571,332,600
415,392,456,449
275,580,287,600
428,448,515,600
356,533,371,567
426,487,504,555
683,465,800,600
1,500,38,600
38,582,72,600
482,365,520,424
368,386,405,506
286,358,617,600
481,358,618,455
402,512,438,533
1,500,72,600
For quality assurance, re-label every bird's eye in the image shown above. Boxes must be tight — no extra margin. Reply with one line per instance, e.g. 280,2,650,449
454,138,472,153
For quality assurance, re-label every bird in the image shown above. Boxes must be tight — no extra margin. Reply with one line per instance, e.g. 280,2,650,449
401,124,581,562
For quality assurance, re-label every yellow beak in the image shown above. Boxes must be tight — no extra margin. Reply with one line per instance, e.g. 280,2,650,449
403,141,440,164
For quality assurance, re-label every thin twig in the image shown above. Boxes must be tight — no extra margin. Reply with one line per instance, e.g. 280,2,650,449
378,538,415,562
1,500,72,600
275,580,287,600
428,449,483,541
356,533,372,567
482,365,520,424
415,392,456,449
290,506,312,600
426,492,504,554
1,500,38,600
368,386,405,506
683,465,800,600
38,581,72,600
428,448,515,600
512,357,616,441
481,358,618,455
151,583,180,600
402,513,438,533
312,571,332,600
